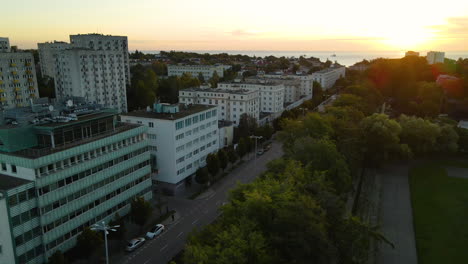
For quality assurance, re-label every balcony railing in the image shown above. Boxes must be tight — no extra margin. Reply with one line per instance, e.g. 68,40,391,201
10,63,17,67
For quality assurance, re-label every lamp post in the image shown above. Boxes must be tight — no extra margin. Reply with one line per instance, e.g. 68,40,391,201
91,221,119,264
250,135,263,174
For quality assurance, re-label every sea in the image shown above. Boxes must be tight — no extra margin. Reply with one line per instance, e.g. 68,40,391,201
145,50,468,67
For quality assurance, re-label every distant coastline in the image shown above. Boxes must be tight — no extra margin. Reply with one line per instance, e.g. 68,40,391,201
143,50,468,67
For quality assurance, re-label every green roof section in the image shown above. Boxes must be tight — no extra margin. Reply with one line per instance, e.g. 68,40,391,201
0,126,38,153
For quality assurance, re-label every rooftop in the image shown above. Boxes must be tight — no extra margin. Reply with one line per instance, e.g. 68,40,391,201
313,66,345,74
0,174,31,191
182,87,256,95
123,104,216,121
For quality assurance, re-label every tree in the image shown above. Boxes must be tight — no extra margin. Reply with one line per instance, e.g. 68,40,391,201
256,124,274,140
227,147,238,164
195,167,210,185
237,138,247,159
130,197,152,227
218,150,228,171
48,250,67,264
209,71,220,88
206,153,220,177
197,72,205,83
398,115,441,155
435,124,459,153
75,228,102,258
236,113,258,141
108,213,126,240
180,73,201,89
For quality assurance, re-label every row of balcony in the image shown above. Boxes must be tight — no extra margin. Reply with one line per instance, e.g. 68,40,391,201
10,62,32,67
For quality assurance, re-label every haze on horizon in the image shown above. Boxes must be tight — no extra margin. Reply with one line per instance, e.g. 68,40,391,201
3,0,468,52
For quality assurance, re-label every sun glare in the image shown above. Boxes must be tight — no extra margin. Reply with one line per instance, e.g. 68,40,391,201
381,27,434,50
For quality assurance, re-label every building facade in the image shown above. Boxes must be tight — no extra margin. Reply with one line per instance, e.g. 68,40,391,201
167,65,228,80
179,88,260,125
121,103,219,195
311,66,346,90
37,41,70,78
53,48,128,112
405,51,420,57
70,34,130,85
0,37,11,52
0,38,40,109
426,51,445,64
0,99,152,264
262,73,314,99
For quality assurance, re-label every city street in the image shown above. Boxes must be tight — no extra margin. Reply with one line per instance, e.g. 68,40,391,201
118,140,283,264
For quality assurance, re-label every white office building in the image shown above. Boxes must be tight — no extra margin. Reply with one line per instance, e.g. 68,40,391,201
262,73,314,99
53,48,128,112
121,103,219,195
167,64,229,80
426,51,445,64
311,66,346,90
0,37,40,108
37,41,70,78
218,81,285,113
70,34,131,84
179,87,260,125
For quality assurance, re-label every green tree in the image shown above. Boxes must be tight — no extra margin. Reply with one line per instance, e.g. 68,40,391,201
48,250,68,264
180,73,201,89
75,228,102,259
218,150,228,171
197,72,205,83
209,71,220,88
398,115,441,155
227,148,238,164
206,153,220,178
108,213,126,240
237,138,247,159
435,124,459,153
195,167,209,185
130,197,152,227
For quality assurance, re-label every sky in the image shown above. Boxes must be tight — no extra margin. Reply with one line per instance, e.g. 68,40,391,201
2,0,468,52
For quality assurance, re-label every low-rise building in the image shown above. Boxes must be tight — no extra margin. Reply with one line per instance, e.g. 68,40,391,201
179,87,260,125
0,37,40,109
261,73,314,99
167,64,229,80
311,66,346,90
0,98,151,264
218,120,234,148
426,51,445,64
121,103,219,195
405,51,420,57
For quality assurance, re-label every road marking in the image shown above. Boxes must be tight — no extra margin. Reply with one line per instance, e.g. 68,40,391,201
177,231,184,238
160,244,168,252
192,218,199,225
143,260,150,264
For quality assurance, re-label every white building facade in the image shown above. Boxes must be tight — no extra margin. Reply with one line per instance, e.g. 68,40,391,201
0,37,11,52
426,51,445,64
70,34,131,84
262,73,314,99
311,66,346,90
218,81,285,113
37,41,70,78
53,48,128,112
0,38,40,108
179,88,260,125
121,104,219,195
167,65,229,80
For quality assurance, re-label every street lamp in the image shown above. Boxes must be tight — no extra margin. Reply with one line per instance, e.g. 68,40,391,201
91,221,119,264
250,135,263,173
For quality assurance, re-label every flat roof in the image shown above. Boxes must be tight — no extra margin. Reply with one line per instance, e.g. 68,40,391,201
0,174,31,191
122,104,216,121
35,112,115,129
182,88,256,95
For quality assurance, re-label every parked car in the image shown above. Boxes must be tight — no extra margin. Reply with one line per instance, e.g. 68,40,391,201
146,224,165,239
125,237,146,252
264,144,272,151
257,150,264,156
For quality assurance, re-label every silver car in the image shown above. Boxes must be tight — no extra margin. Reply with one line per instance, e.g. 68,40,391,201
146,224,165,239
125,237,145,252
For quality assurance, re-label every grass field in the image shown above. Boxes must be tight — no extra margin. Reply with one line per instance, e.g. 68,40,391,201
409,161,468,264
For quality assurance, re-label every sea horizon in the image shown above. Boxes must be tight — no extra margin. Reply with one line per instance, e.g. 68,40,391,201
143,50,468,67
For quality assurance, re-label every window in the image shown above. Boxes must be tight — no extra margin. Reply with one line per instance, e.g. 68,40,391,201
11,165,17,173
192,116,199,124
175,121,184,130
185,118,191,127
176,133,184,140
148,122,154,128
1,163,6,171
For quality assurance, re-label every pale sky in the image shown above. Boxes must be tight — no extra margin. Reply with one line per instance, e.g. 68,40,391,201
3,0,468,51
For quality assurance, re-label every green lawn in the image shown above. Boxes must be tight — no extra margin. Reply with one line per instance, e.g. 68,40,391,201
409,161,468,264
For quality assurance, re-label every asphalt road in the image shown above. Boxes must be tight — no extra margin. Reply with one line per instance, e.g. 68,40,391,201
120,141,283,264
377,163,418,264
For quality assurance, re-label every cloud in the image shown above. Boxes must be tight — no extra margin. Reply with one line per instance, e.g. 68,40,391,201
230,29,261,36
428,16,468,39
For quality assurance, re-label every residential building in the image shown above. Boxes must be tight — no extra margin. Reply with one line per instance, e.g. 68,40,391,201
70,34,130,84
167,64,229,80
311,66,346,90
121,103,219,195
0,37,11,52
218,120,234,148
218,81,285,113
0,37,40,109
426,51,445,64
179,87,260,125
261,73,314,99
0,98,152,264
53,48,128,113
405,51,420,57
37,41,70,78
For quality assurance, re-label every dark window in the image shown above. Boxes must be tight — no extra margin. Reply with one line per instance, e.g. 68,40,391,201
11,165,17,173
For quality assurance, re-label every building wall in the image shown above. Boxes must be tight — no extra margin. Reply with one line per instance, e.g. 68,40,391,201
0,197,16,264
0,52,40,108
217,83,284,113
167,65,226,79
0,37,11,52
427,51,445,64
311,67,346,90
37,42,70,78
54,49,128,112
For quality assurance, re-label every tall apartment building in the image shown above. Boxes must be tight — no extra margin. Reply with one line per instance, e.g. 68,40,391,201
426,51,445,64
54,48,128,112
167,64,229,80
0,37,40,109
218,81,285,113
0,98,152,264
311,66,346,90
179,87,260,125
37,41,70,78
121,103,219,194
70,34,130,84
